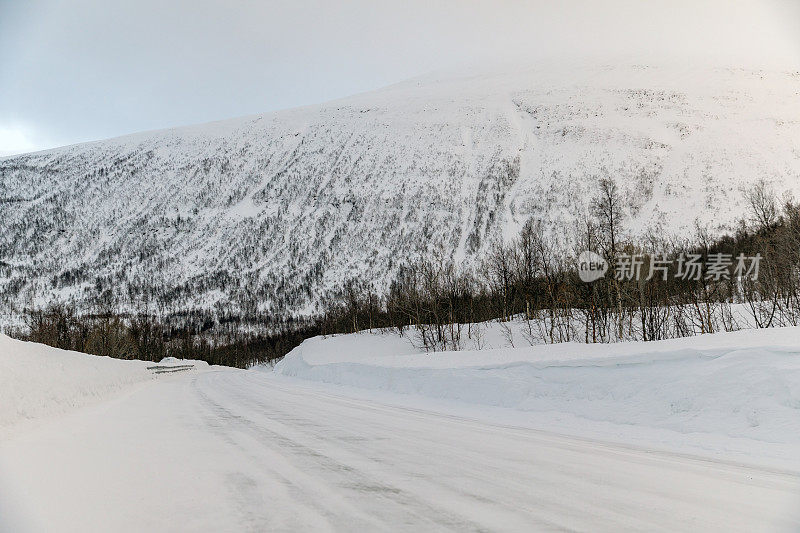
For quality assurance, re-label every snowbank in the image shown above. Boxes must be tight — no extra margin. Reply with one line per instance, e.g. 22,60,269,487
0,335,154,431
274,328,800,458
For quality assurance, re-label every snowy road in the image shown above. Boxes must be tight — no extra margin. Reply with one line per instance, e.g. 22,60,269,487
2,369,799,532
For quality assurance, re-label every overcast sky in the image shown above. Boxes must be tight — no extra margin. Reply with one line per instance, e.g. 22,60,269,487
1,0,799,156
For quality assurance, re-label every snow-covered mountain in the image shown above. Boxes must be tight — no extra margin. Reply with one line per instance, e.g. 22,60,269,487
2,64,800,317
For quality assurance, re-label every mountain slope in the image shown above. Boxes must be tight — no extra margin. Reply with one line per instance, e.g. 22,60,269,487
2,64,800,317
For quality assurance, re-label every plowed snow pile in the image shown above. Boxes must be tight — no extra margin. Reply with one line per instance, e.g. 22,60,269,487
275,326,800,467
0,334,153,431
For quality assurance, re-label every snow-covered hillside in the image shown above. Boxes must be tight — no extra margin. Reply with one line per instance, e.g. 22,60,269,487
3,64,800,316
274,326,800,469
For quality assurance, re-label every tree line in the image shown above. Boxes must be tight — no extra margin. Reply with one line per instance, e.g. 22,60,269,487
11,178,800,366
15,305,319,368
316,178,800,351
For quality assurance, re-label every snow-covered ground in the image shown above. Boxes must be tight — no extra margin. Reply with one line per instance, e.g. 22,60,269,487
0,334,211,434
275,326,800,470
0,334,157,433
2,367,799,532
2,329,800,531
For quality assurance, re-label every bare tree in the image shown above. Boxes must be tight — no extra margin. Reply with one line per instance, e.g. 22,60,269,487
744,179,779,232
590,176,626,339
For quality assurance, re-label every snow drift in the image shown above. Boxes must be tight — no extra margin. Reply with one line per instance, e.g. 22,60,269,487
0,334,155,431
274,326,800,465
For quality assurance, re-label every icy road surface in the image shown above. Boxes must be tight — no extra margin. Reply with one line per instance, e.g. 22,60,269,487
2,369,799,532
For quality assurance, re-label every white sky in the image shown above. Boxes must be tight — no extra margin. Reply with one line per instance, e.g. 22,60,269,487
1,0,798,156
